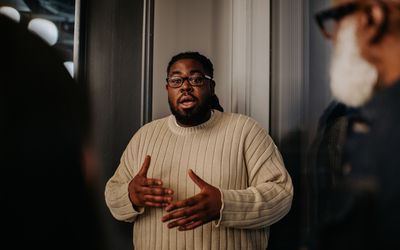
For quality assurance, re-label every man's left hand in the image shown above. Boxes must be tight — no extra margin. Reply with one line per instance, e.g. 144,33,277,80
161,169,222,231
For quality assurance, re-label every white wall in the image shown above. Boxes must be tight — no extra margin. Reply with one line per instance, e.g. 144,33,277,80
152,0,270,131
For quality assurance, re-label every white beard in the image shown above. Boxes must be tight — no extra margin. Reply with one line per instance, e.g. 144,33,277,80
329,19,378,107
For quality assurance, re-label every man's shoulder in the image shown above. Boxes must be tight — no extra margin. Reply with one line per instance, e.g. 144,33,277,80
220,111,262,125
145,115,170,126
218,111,267,133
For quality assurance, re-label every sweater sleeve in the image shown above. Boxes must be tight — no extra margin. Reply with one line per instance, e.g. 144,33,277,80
216,125,293,229
104,135,145,223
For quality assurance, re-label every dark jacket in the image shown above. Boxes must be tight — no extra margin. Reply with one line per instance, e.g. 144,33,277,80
318,80,400,250
308,101,358,249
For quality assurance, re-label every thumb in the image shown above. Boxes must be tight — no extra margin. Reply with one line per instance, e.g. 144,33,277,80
188,169,207,189
138,155,151,177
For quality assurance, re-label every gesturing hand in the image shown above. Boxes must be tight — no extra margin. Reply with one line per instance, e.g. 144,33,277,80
128,155,174,208
161,169,222,231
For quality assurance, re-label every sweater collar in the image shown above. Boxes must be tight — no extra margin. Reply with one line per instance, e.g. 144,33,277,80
168,110,221,135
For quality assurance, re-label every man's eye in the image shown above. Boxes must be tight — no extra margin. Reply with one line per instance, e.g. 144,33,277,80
170,78,182,84
191,76,203,84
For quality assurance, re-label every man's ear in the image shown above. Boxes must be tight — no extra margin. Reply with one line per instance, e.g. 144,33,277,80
359,1,388,44
210,80,216,95
165,84,168,91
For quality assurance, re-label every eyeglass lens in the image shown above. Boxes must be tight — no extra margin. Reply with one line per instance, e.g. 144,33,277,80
167,75,206,87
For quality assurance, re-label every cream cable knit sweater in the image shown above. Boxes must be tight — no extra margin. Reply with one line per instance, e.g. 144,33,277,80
105,110,293,250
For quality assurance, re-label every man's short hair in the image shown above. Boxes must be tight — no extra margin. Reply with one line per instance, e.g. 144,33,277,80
167,51,214,78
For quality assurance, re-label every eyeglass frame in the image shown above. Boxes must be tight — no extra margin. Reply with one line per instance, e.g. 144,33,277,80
166,74,213,88
315,2,360,39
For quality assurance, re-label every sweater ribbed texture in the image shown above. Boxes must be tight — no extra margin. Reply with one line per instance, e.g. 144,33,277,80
105,111,293,250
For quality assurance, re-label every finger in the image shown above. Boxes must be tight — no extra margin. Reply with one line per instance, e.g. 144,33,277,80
162,209,186,222
143,195,173,203
145,178,163,186
165,197,197,212
188,169,207,189
162,205,198,222
167,214,199,229
178,220,203,231
138,155,151,177
141,186,174,196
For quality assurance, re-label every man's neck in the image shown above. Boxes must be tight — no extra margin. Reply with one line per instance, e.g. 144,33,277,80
175,110,213,128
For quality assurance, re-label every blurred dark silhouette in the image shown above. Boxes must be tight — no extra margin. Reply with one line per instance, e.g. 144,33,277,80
306,101,359,249
0,14,104,250
313,0,400,249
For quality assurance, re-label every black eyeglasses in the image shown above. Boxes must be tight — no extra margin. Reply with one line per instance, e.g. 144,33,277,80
315,3,360,39
166,74,212,88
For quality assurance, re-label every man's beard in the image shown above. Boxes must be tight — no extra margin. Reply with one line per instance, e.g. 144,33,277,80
330,19,378,107
169,94,212,126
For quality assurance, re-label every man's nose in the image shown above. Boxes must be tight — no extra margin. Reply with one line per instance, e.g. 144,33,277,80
180,79,193,92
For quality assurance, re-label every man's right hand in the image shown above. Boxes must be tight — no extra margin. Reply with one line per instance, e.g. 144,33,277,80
128,155,174,208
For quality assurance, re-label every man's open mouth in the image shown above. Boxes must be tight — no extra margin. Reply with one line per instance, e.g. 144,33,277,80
178,95,197,109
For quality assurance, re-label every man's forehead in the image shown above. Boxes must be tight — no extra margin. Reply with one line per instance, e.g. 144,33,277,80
170,59,204,71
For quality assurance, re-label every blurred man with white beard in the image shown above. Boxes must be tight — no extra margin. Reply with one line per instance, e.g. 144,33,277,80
313,0,400,249
329,16,378,107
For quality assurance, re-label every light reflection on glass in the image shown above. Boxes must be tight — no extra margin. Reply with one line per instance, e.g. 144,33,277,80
0,0,75,77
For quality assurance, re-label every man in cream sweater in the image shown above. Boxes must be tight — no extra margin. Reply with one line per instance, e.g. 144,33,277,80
105,51,293,249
